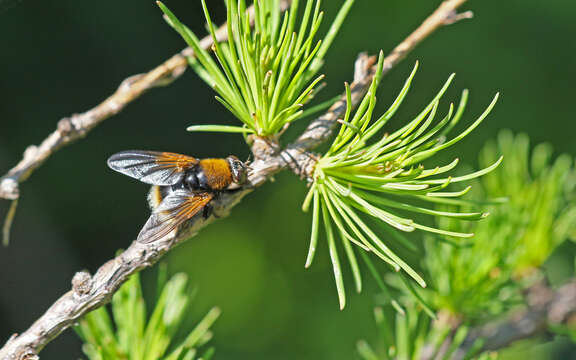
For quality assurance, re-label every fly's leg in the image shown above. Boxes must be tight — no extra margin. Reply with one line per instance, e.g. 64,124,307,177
203,191,225,219
203,203,214,219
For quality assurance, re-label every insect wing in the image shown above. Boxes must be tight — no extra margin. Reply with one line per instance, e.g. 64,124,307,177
137,189,213,243
107,150,199,186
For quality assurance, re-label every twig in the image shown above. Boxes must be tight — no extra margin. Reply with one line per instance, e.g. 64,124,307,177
2,199,18,246
419,278,576,360
0,0,472,358
0,0,292,246
381,0,472,74
449,279,576,360
283,0,473,177
0,0,292,202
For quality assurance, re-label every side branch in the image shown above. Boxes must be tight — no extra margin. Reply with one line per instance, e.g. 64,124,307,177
0,54,186,201
282,0,472,178
0,1,292,202
0,0,472,358
451,279,576,359
382,0,472,74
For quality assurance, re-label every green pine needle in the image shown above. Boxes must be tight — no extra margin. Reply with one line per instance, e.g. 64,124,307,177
426,130,576,318
75,271,219,360
304,52,501,308
159,0,355,136
187,125,255,134
357,303,494,360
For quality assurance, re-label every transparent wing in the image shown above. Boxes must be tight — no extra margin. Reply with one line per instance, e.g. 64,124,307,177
107,150,199,186
137,189,213,243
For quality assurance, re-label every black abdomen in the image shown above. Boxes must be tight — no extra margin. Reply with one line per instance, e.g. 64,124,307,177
184,168,209,190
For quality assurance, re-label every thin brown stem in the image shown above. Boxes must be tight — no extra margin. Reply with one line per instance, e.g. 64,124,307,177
283,0,473,178
0,0,292,246
0,0,293,202
421,279,576,360
459,278,576,359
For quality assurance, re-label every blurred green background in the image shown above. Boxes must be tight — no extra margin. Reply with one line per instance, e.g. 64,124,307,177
0,0,575,359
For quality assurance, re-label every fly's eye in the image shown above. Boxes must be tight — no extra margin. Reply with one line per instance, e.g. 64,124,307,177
227,156,247,185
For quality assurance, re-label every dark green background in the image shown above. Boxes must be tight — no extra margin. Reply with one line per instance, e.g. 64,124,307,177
0,0,575,359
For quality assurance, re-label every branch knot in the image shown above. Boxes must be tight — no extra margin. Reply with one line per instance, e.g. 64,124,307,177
443,10,474,25
20,352,38,360
72,271,93,298
0,178,19,200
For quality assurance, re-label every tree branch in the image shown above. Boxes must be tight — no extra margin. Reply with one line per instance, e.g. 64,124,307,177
0,0,472,358
0,0,293,202
282,0,473,178
450,279,576,359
